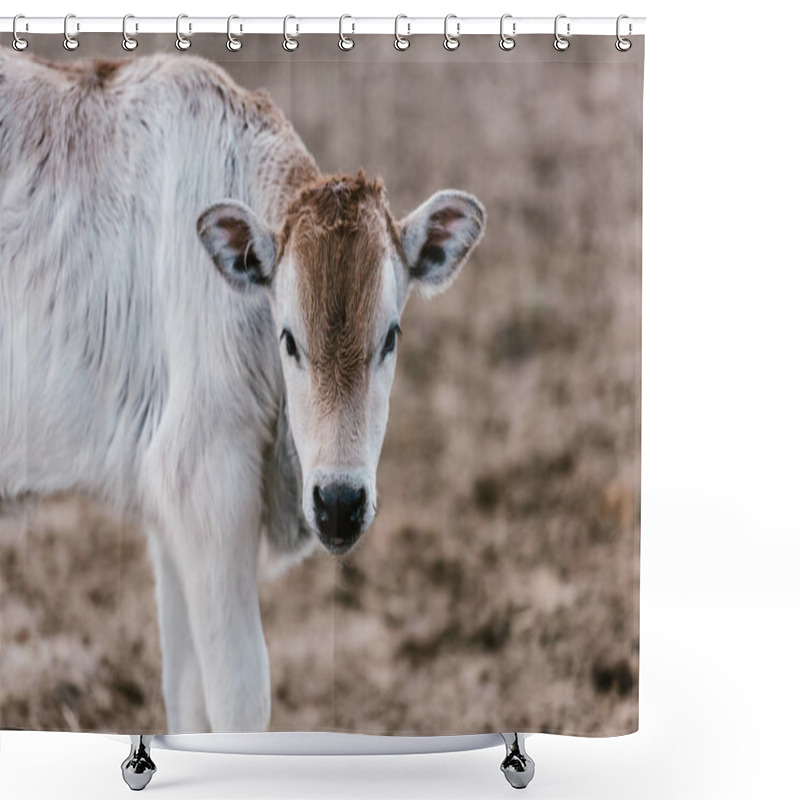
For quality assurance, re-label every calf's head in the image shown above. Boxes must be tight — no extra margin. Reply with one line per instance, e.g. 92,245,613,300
198,172,485,554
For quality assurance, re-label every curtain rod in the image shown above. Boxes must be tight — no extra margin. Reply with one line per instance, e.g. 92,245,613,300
1,16,646,37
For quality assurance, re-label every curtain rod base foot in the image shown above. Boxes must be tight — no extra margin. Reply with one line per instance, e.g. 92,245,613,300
121,735,157,791
500,732,535,789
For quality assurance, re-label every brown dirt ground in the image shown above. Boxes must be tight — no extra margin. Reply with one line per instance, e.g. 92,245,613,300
1,34,641,736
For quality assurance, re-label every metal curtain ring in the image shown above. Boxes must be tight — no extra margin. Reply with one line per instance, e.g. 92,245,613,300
339,14,354,50
394,15,410,51
176,14,191,51
227,15,242,51
122,14,138,51
616,14,632,51
443,14,460,51
499,14,516,51
553,14,570,51
283,15,299,51
12,14,29,51
63,13,79,51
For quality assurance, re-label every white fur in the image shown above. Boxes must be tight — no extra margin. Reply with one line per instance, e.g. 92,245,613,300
0,49,312,733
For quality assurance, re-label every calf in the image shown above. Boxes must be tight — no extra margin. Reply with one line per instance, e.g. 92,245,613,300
0,48,485,732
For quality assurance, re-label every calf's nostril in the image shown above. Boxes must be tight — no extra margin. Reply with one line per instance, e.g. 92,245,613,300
349,487,366,522
312,485,328,522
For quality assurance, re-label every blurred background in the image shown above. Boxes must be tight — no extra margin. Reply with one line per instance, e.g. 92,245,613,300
0,33,641,736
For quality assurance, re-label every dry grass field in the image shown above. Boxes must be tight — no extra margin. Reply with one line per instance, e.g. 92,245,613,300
1,34,642,736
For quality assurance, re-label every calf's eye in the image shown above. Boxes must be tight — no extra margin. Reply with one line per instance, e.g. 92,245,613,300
281,329,300,363
380,324,401,361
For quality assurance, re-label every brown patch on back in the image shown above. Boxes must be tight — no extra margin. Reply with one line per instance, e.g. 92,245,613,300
91,60,122,88
280,171,395,412
33,56,124,90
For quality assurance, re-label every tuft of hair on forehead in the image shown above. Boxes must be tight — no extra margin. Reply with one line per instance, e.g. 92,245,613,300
282,169,387,233
279,170,399,413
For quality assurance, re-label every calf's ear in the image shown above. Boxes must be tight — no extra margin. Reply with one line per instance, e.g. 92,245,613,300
399,190,486,297
197,200,278,292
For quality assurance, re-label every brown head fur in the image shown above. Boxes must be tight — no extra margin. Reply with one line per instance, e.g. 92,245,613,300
278,171,399,414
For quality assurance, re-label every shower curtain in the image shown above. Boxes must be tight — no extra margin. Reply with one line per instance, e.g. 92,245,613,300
0,29,643,739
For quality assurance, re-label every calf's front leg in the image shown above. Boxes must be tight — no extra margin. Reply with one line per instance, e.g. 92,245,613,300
150,444,271,732
146,527,209,733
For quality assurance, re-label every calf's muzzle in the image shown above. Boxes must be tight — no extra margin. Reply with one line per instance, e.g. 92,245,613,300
313,482,367,553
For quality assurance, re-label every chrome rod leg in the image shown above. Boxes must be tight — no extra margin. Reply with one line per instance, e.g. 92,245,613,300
121,735,157,791
500,733,535,789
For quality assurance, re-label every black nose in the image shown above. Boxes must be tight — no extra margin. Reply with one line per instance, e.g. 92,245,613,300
313,483,367,552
